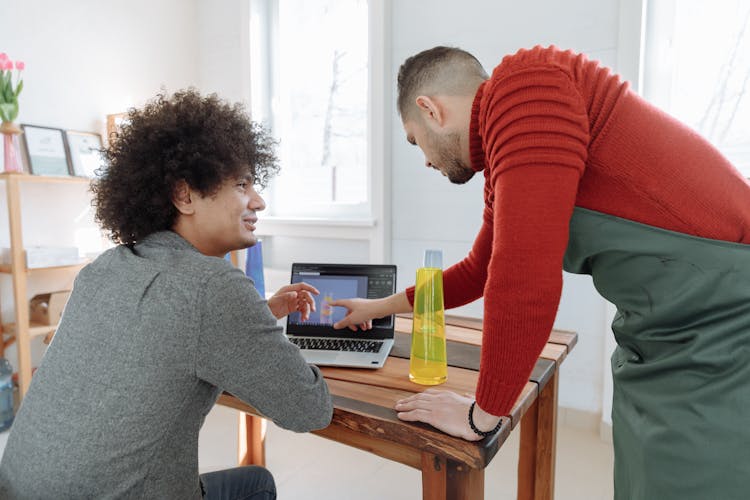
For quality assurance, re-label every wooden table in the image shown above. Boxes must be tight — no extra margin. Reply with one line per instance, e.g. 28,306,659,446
218,315,577,500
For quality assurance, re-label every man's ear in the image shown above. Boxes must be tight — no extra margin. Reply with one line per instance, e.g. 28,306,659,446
172,180,195,215
414,95,445,128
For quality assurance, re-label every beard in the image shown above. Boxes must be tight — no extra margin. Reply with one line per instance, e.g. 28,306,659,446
443,158,475,184
435,131,475,185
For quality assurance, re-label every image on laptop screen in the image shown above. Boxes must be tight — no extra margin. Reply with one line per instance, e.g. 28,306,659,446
287,274,367,326
287,263,396,339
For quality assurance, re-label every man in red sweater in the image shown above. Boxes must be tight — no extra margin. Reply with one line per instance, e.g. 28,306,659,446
332,45,750,499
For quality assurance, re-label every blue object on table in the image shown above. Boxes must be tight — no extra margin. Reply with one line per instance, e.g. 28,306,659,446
245,240,266,298
0,357,14,432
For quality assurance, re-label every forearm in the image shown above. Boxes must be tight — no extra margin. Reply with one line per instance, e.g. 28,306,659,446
442,219,492,309
381,291,413,315
476,166,580,415
198,270,333,431
405,220,493,309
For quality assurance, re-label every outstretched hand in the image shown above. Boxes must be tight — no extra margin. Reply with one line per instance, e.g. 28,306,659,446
394,389,501,441
267,282,319,320
328,298,376,331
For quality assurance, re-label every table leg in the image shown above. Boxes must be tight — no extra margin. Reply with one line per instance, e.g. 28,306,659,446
421,452,485,500
518,371,558,500
421,452,446,500
238,413,266,467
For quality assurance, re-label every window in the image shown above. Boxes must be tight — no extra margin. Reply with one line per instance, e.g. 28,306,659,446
250,0,370,218
643,0,750,175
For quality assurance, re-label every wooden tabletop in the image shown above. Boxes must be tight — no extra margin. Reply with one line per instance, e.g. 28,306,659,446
219,314,578,499
219,314,578,472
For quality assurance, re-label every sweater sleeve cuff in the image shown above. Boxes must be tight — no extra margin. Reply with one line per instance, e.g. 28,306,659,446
475,376,527,417
405,286,415,307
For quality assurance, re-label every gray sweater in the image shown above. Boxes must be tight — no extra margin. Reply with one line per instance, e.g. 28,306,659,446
0,231,332,499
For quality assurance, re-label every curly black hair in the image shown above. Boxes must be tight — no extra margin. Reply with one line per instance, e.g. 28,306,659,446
92,88,278,246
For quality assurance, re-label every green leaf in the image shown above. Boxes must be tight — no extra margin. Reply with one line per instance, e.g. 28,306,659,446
0,102,18,122
8,101,18,122
0,103,12,123
14,80,23,97
2,75,12,101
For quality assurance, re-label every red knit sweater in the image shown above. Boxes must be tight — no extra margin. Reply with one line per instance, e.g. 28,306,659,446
406,46,750,416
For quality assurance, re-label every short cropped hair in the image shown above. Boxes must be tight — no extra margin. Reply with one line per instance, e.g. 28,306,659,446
92,89,278,246
397,46,488,121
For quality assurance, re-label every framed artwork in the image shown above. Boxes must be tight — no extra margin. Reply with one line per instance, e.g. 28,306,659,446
65,130,105,178
19,124,71,176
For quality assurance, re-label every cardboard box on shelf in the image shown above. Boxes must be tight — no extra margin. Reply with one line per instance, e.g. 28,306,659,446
29,291,72,326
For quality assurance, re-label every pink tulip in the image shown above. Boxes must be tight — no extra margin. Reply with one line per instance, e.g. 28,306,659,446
2,60,13,70
0,53,7,62
15,61,24,71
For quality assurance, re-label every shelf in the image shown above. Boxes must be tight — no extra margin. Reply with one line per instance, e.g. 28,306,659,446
3,322,58,339
0,172,91,185
0,170,92,398
0,259,90,274
2,325,57,348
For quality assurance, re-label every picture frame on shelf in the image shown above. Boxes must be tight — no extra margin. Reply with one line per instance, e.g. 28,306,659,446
19,124,71,177
65,130,105,178
106,112,128,144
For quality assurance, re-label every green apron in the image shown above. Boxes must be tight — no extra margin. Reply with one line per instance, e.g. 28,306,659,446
563,207,750,500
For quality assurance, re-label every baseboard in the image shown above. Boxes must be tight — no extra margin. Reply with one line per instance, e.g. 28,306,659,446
558,407,600,432
558,407,613,444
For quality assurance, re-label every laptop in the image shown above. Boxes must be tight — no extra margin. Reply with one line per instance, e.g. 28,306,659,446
286,262,397,368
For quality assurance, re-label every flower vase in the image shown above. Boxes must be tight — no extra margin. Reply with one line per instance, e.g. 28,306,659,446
0,122,23,173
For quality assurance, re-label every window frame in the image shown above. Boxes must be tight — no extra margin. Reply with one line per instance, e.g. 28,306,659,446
248,0,391,263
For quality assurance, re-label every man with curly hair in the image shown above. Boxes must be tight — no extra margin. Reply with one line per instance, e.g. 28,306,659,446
0,89,332,499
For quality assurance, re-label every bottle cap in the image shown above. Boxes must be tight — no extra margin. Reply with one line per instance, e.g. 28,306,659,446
423,249,443,269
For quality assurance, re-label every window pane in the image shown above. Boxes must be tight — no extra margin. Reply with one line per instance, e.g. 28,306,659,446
644,0,750,175
269,0,368,216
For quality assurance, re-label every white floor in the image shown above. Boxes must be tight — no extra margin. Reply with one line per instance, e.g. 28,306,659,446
0,411,614,500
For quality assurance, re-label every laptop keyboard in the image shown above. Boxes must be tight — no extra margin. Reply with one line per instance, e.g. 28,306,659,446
290,337,384,353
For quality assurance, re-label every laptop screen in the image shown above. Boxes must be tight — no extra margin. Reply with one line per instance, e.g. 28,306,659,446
286,263,397,340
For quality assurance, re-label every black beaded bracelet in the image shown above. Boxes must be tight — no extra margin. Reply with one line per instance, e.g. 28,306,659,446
468,401,503,437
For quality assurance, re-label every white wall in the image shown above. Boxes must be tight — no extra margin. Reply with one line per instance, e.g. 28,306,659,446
2,0,255,134
3,0,200,133
196,0,253,106
389,0,624,414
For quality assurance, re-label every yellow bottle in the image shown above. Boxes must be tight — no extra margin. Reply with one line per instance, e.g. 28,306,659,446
409,249,447,385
